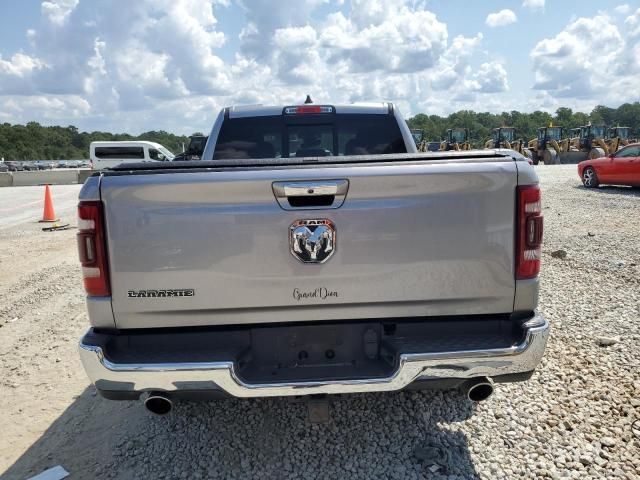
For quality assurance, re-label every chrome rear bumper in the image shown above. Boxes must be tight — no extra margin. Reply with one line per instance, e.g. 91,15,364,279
79,314,549,398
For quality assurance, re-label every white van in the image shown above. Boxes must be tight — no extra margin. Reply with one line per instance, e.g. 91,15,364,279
89,141,175,170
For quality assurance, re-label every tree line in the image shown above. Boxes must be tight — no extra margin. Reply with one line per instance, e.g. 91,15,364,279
0,122,191,161
407,102,640,146
1,102,639,160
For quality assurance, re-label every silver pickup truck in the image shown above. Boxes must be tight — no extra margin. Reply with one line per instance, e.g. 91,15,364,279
77,102,549,415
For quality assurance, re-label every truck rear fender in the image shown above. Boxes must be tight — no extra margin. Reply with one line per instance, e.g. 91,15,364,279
513,160,541,313
78,174,117,328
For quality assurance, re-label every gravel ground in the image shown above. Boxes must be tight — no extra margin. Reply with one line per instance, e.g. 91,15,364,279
1,165,639,479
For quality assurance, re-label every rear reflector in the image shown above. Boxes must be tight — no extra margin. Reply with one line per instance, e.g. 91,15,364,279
516,185,543,279
284,105,334,115
77,201,110,296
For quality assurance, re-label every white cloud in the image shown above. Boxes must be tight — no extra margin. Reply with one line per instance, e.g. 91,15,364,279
429,33,483,91
530,11,640,104
273,26,318,49
522,0,545,10
350,0,411,27
0,53,46,78
0,0,515,132
0,95,90,123
4,1,230,104
626,7,640,38
230,0,478,114
485,9,517,28
472,62,509,93
238,0,325,61
274,27,324,84
41,0,79,26
320,8,448,73
614,4,630,15
0,54,47,95
623,8,640,75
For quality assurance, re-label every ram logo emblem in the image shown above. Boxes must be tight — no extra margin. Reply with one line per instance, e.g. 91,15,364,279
289,219,336,264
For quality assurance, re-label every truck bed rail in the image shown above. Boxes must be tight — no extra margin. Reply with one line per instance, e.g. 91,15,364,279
106,150,520,173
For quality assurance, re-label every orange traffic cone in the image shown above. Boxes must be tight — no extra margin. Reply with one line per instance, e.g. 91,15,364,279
40,184,59,223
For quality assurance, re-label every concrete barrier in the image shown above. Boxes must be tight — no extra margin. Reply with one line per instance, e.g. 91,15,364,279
11,170,80,186
78,169,94,184
0,172,13,187
0,168,95,187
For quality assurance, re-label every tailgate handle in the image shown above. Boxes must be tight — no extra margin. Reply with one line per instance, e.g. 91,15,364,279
272,180,349,210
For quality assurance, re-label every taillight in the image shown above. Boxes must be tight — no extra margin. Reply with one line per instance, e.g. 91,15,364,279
77,201,110,296
516,185,543,279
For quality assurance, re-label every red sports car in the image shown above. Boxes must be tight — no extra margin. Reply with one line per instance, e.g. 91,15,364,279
578,143,640,188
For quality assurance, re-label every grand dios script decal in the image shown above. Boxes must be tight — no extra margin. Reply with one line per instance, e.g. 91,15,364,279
293,287,339,301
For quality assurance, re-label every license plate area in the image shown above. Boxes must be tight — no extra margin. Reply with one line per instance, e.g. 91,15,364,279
236,322,397,384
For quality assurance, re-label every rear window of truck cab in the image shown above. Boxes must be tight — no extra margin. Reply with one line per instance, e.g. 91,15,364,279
213,114,407,159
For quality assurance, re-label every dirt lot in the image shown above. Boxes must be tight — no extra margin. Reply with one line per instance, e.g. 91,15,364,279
0,166,638,479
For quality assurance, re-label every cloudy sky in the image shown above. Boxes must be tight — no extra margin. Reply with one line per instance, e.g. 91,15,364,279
0,0,639,134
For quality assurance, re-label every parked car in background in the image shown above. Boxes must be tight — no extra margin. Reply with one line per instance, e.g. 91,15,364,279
34,161,54,170
0,163,8,173
579,143,640,188
89,141,175,170
5,161,24,171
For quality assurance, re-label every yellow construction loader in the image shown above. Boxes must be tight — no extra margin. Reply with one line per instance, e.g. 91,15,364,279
576,124,609,158
440,128,471,151
524,126,565,165
606,126,632,152
484,127,525,154
410,129,424,149
544,123,610,163
568,128,581,150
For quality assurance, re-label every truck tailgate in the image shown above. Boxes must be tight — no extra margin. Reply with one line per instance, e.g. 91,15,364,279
101,160,518,329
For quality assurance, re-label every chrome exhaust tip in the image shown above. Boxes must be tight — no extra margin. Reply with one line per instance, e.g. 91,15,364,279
144,392,173,415
465,378,494,402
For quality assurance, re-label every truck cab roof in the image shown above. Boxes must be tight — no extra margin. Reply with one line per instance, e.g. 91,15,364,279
226,102,394,118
